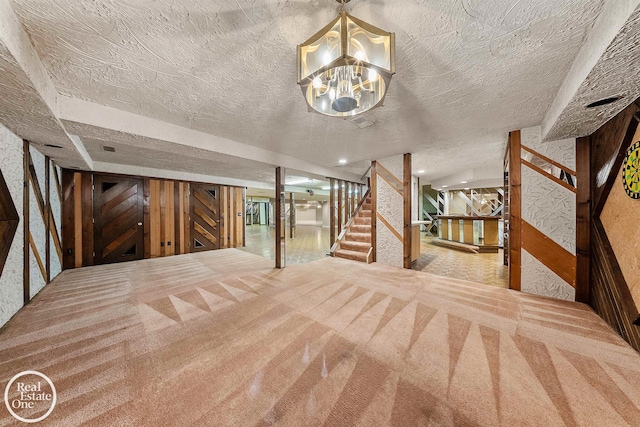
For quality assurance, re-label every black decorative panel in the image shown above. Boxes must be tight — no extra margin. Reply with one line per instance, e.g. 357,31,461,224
0,167,19,277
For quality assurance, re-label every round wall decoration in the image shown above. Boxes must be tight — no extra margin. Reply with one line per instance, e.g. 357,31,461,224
623,140,640,199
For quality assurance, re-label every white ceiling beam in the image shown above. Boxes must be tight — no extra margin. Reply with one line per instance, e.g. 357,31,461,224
0,0,92,169
542,0,640,140
58,96,363,184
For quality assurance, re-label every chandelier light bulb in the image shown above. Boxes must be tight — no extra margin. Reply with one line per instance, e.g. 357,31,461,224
329,88,336,100
369,68,378,82
323,52,332,66
312,77,322,88
354,51,365,61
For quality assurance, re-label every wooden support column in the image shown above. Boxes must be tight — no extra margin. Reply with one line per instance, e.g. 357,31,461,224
337,180,343,235
403,153,412,269
45,156,51,283
289,192,295,239
371,162,377,262
330,178,336,246
275,167,285,268
349,182,355,218
576,136,591,303
508,130,522,291
23,140,30,303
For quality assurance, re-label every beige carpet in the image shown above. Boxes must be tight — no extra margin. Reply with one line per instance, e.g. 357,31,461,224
1,249,640,426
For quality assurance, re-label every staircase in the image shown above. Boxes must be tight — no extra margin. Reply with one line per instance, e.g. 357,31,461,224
332,195,373,263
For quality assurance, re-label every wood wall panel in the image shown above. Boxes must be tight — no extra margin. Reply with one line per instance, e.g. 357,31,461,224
61,170,245,268
576,136,591,303
61,170,75,270
591,220,640,350
591,103,639,215
0,166,19,278
508,131,522,291
582,101,640,352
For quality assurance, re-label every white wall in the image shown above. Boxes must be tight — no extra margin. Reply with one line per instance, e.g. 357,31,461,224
295,203,322,225
520,126,576,301
376,154,404,268
0,124,24,327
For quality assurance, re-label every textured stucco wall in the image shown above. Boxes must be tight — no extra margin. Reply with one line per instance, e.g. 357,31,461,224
521,249,576,301
522,126,576,171
0,124,23,327
376,155,404,268
521,166,576,254
28,145,46,297
520,126,577,301
49,164,62,278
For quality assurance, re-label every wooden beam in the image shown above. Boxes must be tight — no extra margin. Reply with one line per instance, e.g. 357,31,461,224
337,180,343,235
521,220,576,287
330,178,335,247
371,161,377,262
73,172,82,268
591,103,639,215
576,136,591,303
508,131,522,291
61,170,75,270
81,173,94,266
289,192,295,239
403,153,412,269
23,140,30,303
521,159,577,193
275,167,285,268
45,156,51,283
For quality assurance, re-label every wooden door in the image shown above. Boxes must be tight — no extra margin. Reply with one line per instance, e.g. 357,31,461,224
190,183,221,252
93,175,145,264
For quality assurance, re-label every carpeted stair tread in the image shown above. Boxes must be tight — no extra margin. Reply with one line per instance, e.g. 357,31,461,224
340,241,370,253
335,249,368,262
350,225,370,233
346,232,371,243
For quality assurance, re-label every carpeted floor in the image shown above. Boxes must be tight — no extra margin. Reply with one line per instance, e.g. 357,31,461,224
1,249,640,426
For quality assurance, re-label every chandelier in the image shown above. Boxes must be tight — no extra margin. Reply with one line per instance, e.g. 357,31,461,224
297,1,395,117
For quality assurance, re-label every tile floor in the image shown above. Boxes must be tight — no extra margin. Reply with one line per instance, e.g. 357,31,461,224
240,226,507,289
412,236,508,288
241,224,331,264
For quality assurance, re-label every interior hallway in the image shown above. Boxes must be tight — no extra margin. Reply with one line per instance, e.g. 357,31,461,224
1,249,639,426
242,225,331,264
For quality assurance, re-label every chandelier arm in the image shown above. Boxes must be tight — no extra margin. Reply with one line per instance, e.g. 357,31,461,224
358,76,374,93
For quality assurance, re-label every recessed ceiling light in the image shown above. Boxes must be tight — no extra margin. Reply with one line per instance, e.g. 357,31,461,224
417,170,425,174
586,96,623,109
464,187,470,190
460,181,467,184
442,185,448,188
321,186,330,190
339,159,347,164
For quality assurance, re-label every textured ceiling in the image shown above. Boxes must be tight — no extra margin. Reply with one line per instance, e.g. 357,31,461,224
545,6,640,140
9,0,606,182
0,43,87,166
63,121,277,184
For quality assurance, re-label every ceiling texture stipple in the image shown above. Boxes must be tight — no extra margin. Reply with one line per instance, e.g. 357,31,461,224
4,0,611,183
545,6,640,140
